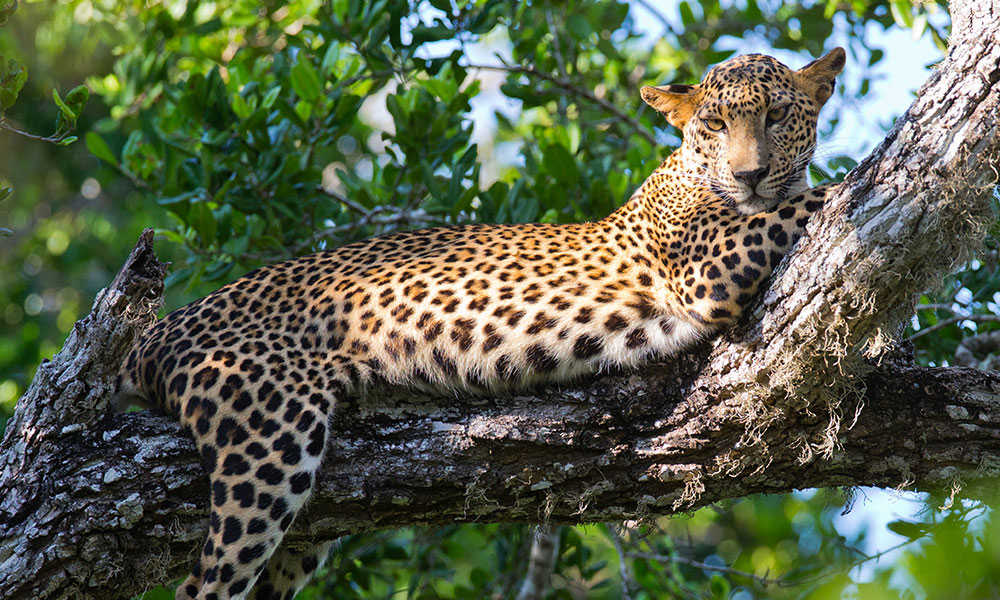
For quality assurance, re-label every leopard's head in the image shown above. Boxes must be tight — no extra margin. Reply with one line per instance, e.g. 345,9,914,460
642,48,845,214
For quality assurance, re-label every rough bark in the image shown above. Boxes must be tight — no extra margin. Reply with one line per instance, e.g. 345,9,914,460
1,2,1000,598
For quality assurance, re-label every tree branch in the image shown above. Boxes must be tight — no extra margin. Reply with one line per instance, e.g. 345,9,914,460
627,551,777,587
464,63,658,145
4,340,1000,599
0,117,73,145
1,1,1000,599
909,314,1000,341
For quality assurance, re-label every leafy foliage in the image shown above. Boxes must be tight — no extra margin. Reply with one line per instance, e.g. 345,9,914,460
5,1,999,600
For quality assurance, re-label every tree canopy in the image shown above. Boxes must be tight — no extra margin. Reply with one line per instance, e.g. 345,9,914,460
3,1,1000,599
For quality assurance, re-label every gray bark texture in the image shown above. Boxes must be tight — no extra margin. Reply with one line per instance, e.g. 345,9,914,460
2,1,1000,598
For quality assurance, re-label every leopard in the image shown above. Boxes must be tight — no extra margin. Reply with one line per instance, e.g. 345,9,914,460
116,47,846,600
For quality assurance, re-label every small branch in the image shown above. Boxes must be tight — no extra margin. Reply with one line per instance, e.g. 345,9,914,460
317,185,375,215
954,330,1000,368
544,10,570,80
109,162,152,191
464,63,657,145
628,551,778,587
607,525,635,600
0,118,71,144
778,538,917,587
908,314,1000,341
915,303,963,312
291,194,435,254
116,89,163,120
515,525,560,600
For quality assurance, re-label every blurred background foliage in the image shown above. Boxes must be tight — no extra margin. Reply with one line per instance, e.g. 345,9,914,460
3,0,999,598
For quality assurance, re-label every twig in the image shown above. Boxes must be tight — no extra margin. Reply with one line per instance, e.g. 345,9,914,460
291,207,435,254
545,10,570,80
915,303,963,312
515,525,560,600
0,118,71,144
777,538,917,587
908,313,1000,341
464,63,657,145
628,551,778,587
317,185,376,215
110,162,152,191
954,330,1000,368
118,89,163,119
606,524,635,600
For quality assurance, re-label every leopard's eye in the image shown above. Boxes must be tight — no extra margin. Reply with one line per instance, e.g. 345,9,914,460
702,117,726,132
766,105,789,125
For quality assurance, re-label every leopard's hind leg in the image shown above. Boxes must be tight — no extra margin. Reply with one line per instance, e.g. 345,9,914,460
247,540,336,600
173,356,351,600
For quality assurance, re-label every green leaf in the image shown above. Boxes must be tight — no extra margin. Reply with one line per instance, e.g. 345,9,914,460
164,266,196,289
52,88,77,122
410,24,452,45
510,195,538,223
57,135,78,146
262,85,282,109
0,0,16,26
64,85,90,114
890,0,913,29
0,57,27,111
135,584,175,600
231,93,252,119
542,144,578,185
222,230,250,256
203,258,234,281
566,14,591,41
912,13,927,39
679,1,695,27
888,519,928,540
154,228,186,245
85,132,118,165
190,200,217,244
321,43,341,75
708,574,731,598
290,59,322,102
423,62,458,101
157,190,199,207
294,99,312,122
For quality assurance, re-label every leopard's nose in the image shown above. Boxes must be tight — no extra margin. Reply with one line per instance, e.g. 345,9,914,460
732,166,769,188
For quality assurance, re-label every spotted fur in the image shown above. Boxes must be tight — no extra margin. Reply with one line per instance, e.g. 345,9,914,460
118,48,845,600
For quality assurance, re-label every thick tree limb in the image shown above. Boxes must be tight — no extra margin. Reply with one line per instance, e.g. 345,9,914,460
3,338,1000,599
1,1,999,598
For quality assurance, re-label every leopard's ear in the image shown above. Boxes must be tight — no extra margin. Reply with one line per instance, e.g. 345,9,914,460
795,47,845,106
640,84,700,130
